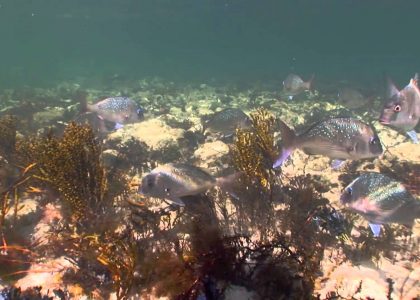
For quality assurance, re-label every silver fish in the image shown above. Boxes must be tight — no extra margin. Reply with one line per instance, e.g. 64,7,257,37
341,173,420,236
273,118,383,168
139,163,235,206
204,108,251,136
283,74,313,100
380,74,420,143
83,97,144,129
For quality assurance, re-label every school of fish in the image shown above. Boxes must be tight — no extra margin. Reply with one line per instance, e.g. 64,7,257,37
78,72,419,237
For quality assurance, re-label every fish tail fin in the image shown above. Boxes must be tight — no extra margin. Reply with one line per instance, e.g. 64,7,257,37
369,223,382,237
307,73,315,90
216,172,242,188
216,172,243,199
410,73,419,87
273,120,296,168
77,90,89,113
201,116,211,134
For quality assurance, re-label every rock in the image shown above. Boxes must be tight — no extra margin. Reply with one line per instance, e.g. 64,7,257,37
377,123,408,147
317,260,420,300
33,107,66,127
107,118,187,163
14,256,81,297
101,149,121,168
193,141,230,173
32,203,62,246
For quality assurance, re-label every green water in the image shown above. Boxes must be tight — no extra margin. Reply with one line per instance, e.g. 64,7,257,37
1,0,420,88
1,1,420,298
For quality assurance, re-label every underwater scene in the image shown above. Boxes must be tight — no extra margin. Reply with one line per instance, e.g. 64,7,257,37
0,1,419,299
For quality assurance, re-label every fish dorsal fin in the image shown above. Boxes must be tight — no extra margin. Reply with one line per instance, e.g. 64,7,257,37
387,77,399,98
409,73,419,88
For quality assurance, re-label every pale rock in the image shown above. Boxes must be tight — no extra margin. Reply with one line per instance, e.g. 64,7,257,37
193,141,230,173
108,118,185,150
107,118,187,162
33,107,66,127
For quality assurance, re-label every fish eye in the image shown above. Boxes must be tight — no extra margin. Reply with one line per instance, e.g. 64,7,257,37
394,105,401,112
346,187,353,195
164,188,170,193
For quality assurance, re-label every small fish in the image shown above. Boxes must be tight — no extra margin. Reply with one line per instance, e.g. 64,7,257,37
283,74,314,100
341,173,420,237
273,118,383,168
81,96,144,129
380,74,420,143
204,108,252,136
139,163,236,206
337,87,369,109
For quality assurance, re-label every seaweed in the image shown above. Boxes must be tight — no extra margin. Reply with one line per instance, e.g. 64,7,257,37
232,108,278,192
0,122,135,298
0,286,54,300
57,226,140,300
1,83,415,299
0,115,18,162
16,122,108,222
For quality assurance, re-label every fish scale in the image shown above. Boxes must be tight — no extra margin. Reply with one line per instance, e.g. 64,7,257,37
273,117,383,168
304,119,362,140
87,96,143,127
152,164,215,189
140,163,218,206
369,181,406,205
98,97,133,111
204,108,251,135
341,173,420,236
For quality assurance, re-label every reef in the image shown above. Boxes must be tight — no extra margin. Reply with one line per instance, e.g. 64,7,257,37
0,79,418,299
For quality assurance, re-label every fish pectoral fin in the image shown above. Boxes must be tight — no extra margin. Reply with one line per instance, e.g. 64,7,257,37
114,123,124,130
273,148,293,168
406,130,419,144
170,198,185,207
369,223,382,237
331,159,345,170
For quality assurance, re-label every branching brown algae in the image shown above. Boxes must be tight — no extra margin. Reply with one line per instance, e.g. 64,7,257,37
0,79,418,300
232,108,278,191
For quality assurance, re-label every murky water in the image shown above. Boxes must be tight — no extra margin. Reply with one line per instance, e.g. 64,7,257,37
0,1,419,299
1,0,420,88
